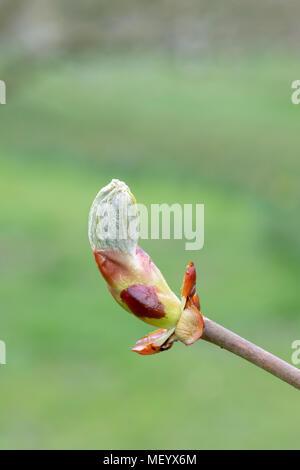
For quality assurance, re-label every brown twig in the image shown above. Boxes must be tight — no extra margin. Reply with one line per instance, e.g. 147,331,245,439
201,317,300,390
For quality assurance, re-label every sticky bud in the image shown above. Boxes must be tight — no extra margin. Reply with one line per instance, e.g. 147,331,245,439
88,179,204,354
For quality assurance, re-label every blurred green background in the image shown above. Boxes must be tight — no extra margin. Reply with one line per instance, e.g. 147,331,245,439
0,0,300,450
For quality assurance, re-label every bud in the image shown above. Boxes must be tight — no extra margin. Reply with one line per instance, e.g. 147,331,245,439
175,262,204,345
88,179,204,354
88,179,138,255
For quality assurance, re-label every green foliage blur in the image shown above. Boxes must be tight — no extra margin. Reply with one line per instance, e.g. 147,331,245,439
0,1,300,450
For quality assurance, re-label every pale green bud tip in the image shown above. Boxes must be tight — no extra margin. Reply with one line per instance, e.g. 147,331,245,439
88,179,139,255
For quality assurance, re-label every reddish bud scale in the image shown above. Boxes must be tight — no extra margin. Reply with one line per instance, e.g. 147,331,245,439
121,285,165,319
132,329,173,355
93,247,181,329
182,262,196,301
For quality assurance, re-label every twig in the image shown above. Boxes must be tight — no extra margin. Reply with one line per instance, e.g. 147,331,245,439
201,317,300,390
